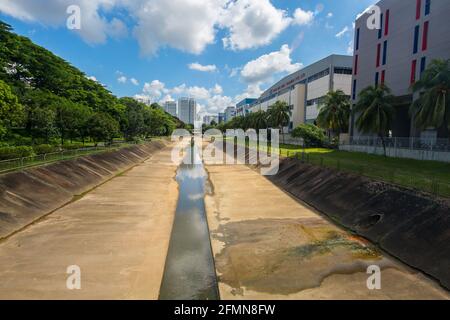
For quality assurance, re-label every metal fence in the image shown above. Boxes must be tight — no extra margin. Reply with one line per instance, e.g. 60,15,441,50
341,136,450,152
0,142,139,175
284,150,450,198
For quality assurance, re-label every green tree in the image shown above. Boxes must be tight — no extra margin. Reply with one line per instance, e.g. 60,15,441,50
55,98,92,145
119,97,146,140
21,89,58,143
267,101,291,144
410,59,450,135
316,90,350,142
28,107,56,144
87,112,120,145
0,79,24,138
354,85,395,156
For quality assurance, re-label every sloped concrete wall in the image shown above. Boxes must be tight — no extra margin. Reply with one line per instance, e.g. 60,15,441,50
0,140,168,240
267,158,450,290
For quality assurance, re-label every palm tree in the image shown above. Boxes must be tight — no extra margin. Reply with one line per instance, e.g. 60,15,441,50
267,101,291,144
251,110,269,131
410,59,450,135
316,90,351,142
354,85,395,156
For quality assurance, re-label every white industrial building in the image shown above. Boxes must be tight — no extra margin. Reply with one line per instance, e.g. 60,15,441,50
251,55,353,131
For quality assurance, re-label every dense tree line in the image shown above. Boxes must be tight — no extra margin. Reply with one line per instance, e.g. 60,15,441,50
0,21,180,152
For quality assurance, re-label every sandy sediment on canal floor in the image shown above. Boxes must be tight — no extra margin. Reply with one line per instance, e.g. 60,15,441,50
204,164,450,300
0,146,179,299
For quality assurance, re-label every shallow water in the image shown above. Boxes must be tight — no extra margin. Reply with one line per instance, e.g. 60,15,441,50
159,145,219,300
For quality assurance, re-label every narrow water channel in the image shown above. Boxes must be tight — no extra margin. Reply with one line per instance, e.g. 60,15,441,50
159,144,219,300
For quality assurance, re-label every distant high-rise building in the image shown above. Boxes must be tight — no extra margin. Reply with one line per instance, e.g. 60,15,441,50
178,97,197,124
218,113,225,124
224,106,236,122
236,98,257,117
203,115,219,125
164,101,177,117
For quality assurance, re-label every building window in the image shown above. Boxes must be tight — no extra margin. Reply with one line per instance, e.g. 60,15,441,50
413,25,420,54
307,97,325,106
382,40,388,65
385,10,390,36
375,72,379,87
378,13,383,39
307,68,330,82
420,57,427,76
356,28,360,51
334,67,353,75
411,60,417,84
376,43,381,67
425,0,431,15
352,79,357,100
422,21,429,51
381,70,386,85
416,0,422,20
354,55,358,75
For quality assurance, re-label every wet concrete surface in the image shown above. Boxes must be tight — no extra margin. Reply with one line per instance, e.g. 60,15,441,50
0,146,178,299
204,164,450,300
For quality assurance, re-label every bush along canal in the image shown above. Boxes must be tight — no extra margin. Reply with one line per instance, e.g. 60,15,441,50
159,144,219,300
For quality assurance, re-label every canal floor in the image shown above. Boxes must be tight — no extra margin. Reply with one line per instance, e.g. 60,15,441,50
204,162,450,300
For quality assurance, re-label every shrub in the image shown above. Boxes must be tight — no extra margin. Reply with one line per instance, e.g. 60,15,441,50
33,144,59,155
0,146,35,160
7,134,32,146
62,142,84,150
291,124,326,147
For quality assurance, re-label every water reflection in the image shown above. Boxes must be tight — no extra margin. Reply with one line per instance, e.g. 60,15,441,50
159,145,219,300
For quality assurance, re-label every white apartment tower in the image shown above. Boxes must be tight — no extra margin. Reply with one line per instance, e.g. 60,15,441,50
178,97,197,124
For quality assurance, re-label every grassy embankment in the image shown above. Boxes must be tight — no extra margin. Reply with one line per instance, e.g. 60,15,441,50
229,138,450,198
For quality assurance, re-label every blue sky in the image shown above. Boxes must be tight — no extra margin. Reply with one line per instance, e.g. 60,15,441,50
0,0,376,115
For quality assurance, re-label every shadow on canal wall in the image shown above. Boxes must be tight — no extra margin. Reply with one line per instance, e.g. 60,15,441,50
265,157,450,290
0,140,169,240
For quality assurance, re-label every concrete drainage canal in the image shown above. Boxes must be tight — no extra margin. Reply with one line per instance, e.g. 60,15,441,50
159,144,219,300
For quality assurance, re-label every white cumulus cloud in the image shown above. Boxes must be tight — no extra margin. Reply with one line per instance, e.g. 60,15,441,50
240,44,302,84
143,79,167,98
0,0,312,55
188,62,217,72
220,0,291,51
292,8,314,26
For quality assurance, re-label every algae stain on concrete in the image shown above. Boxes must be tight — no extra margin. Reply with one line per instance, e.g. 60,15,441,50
212,219,384,295
289,231,380,260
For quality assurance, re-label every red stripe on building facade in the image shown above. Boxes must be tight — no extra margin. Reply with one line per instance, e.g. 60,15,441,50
385,10,390,36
